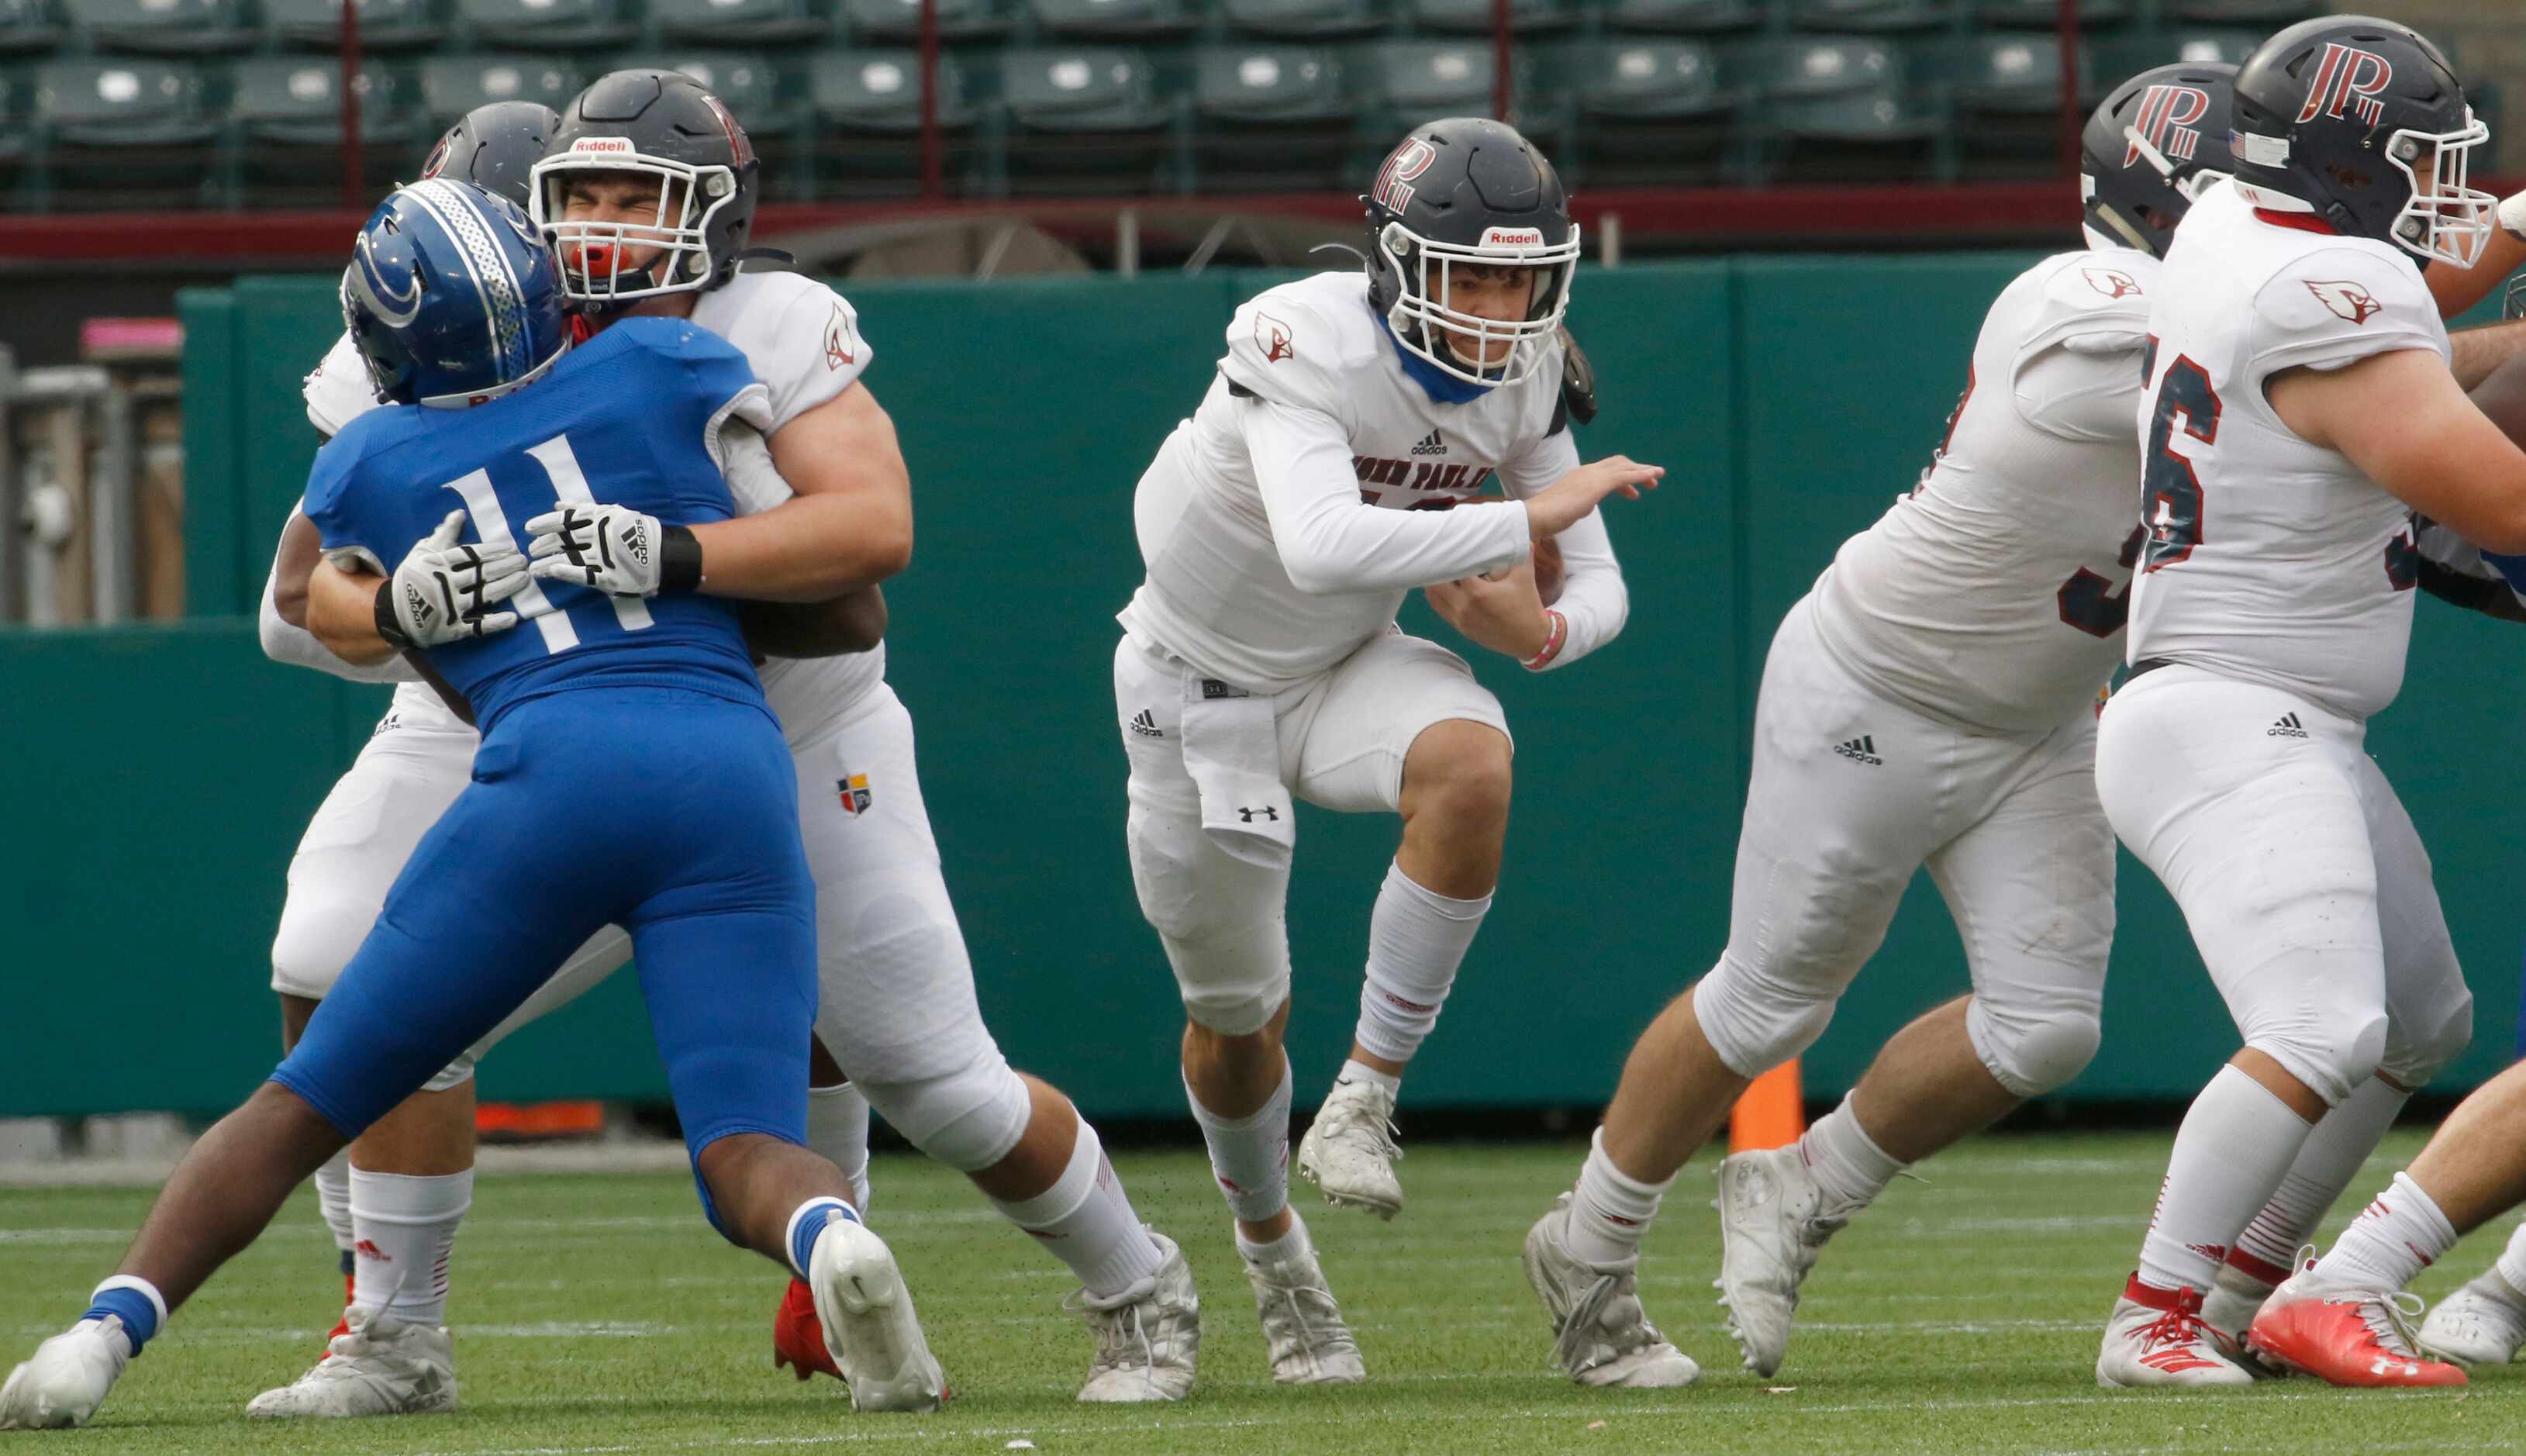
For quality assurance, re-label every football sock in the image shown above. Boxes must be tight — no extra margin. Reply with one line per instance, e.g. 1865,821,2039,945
1187,1059,1292,1225
348,1168,474,1328
2230,1076,2409,1286
315,1150,355,1261
806,1082,873,1215
989,1113,1165,1299
1567,1127,1673,1267
1236,1211,1315,1268
2493,1224,2526,1306
1800,1092,1908,1216
1353,861,1490,1065
1336,1059,1400,1095
81,1276,166,1356
2317,1171,2456,1292
783,1196,859,1282
2137,1065,2313,1296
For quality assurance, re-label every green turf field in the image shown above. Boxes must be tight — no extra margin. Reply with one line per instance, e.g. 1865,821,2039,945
3,1130,2517,1454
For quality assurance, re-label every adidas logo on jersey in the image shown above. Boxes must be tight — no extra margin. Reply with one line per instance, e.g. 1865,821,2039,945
1411,430,1446,457
2269,713,2310,739
1834,735,1882,766
1129,709,1163,738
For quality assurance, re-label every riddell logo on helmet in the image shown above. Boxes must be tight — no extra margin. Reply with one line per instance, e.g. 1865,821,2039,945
571,136,637,154
2124,84,2210,166
2296,42,2394,127
1482,226,1547,247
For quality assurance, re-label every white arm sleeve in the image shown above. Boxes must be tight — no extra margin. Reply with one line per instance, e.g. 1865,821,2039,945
2015,341,2148,443
1244,399,1531,595
1495,426,1629,669
257,509,417,684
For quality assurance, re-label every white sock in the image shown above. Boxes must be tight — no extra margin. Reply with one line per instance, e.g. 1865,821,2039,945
1187,1060,1292,1225
1353,861,1490,1064
807,1082,873,1214
989,1114,1165,1299
1236,1210,1314,1267
2230,1076,2409,1286
2493,1222,2526,1302
1567,1127,1673,1266
347,1167,474,1328
315,1151,355,1258
1798,1092,1907,1215
2317,1171,2458,1292
2137,1064,2314,1296
1336,1058,1400,1095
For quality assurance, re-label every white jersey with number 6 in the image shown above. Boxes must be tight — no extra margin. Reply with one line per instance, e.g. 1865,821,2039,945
1806,249,2158,735
2124,179,2448,721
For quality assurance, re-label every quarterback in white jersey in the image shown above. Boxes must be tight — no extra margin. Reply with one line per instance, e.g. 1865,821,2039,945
248,73,1196,1418
1115,118,1658,1386
1513,66,2233,1388
2089,17,2526,1389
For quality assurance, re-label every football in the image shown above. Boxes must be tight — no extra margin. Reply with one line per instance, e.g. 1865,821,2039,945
1534,533,1566,607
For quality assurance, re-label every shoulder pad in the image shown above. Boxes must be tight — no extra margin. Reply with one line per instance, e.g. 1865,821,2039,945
2249,247,2445,376
1218,289,1350,415
2020,252,2157,358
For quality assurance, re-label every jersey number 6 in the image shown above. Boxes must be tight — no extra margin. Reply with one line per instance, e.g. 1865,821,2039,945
2140,350,2219,574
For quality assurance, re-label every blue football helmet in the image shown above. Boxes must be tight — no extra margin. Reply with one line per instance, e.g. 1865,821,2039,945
341,178,570,410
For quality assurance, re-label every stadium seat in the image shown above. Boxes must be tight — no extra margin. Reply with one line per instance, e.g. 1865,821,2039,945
0,0,65,57
998,47,1174,194
229,57,421,205
61,0,250,53
416,53,586,126
263,0,445,53
1789,0,1958,35
806,48,982,196
1407,0,1575,35
2090,29,2261,83
1220,0,1389,40
1769,85,1945,182
1555,38,1734,186
1607,0,1765,33
1974,0,2131,29
1352,37,1492,115
838,0,1013,43
1029,0,1199,41
607,52,787,128
31,59,223,206
2165,0,2312,22
1921,33,2079,177
1192,43,1352,191
1738,36,1902,99
650,0,828,47
456,0,634,50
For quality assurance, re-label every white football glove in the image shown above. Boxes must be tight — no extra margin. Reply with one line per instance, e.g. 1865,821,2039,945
374,509,528,649
525,502,702,596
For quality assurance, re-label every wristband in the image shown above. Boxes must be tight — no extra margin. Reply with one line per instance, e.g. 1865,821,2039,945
1522,609,1568,671
659,524,704,594
373,578,414,651
2501,189,2526,244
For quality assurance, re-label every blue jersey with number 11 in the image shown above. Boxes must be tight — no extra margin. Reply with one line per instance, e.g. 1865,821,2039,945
303,319,767,729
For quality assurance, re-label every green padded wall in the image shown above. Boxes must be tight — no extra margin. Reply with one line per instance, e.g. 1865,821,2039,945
10,257,2514,1119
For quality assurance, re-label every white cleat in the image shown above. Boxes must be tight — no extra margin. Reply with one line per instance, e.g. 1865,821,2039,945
809,1216,947,1413
1241,1223,1367,1385
1298,1078,1405,1220
1524,1195,1700,1389
2418,1271,2526,1366
1712,1145,1846,1378
245,1306,456,1418
2199,1263,2283,1379
1073,1230,1203,1403
2095,1282,2253,1388
0,1318,134,1430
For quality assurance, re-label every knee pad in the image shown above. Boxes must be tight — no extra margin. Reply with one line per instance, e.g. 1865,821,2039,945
2243,1005,2388,1109
1965,994,2101,1099
859,1051,1031,1174
1693,953,1837,1079
1128,813,1289,1037
2380,981,2474,1089
270,896,378,1000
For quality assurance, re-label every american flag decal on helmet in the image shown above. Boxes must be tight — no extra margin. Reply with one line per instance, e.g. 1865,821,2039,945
2124,84,2211,167
1372,137,1437,212
2297,42,2394,128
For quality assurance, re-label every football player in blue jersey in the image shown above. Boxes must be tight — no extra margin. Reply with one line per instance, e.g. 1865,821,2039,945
0,178,942,1430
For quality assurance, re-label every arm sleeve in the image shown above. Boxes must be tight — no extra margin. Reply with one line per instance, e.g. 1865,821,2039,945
2248,249,2448,390
2014,341,2149,443
257,514,417,683
1244,399,1530,595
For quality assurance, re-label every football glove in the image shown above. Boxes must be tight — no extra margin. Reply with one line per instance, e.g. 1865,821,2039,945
374,509,529,650
525,503,703,596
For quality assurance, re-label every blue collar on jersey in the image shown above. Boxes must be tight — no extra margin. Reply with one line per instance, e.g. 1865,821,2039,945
1372,307,1494,405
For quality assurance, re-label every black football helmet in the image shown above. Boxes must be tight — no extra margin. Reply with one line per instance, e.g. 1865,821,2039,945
1361,117,1579,388
529,69,760,305
2079,62,2238,258
2231,16,2493,269
417,101,561,212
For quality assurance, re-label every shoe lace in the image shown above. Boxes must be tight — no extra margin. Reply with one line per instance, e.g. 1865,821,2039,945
1068,1289,1159,1394
1555,1266,1662,1376
2353,1289,2431,1359
2136,1301,2210,1353
1320,1087,1402,1164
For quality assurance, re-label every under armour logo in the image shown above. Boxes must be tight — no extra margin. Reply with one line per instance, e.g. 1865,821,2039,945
1237,806,1280,823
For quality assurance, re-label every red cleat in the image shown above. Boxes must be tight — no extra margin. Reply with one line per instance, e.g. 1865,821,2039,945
773,1278,843,1382
2246,1273,2467,1389
323,1271,354,1347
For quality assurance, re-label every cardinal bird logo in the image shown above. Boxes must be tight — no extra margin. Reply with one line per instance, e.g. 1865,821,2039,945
2083,268,2144,300
1255,312,1295,364
2306,279,2383,325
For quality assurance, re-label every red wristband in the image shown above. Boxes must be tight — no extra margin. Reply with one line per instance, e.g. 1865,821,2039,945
1522,609,1568,671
